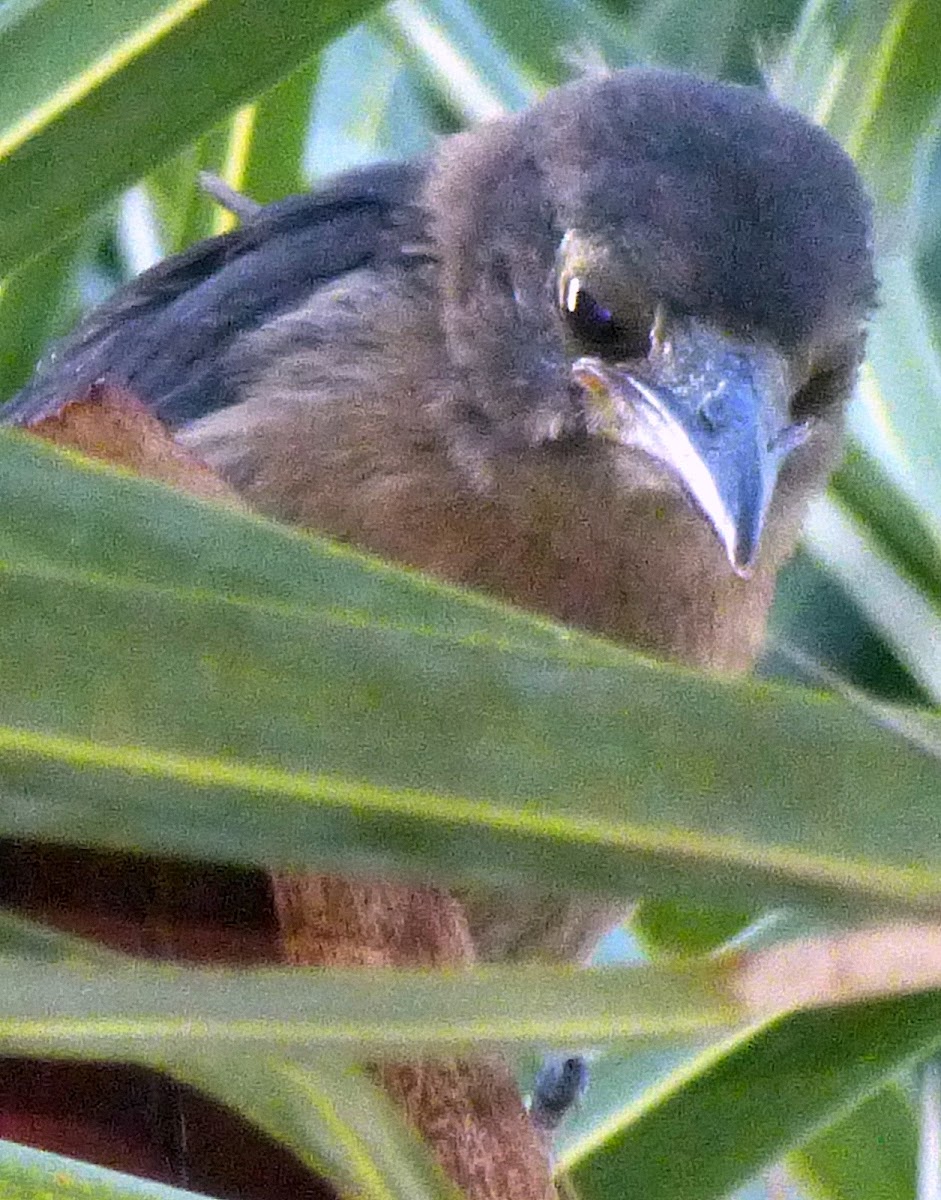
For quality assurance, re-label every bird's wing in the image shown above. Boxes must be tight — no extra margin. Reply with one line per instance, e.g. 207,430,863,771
3,160,429,430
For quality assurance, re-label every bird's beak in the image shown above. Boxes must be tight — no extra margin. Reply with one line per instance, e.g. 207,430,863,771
572,318,808,577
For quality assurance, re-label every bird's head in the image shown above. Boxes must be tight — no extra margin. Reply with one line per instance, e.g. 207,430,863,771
427,69,875,577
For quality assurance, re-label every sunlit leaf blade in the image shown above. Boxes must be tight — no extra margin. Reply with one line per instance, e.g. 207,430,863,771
5,434,941,914
0,912,126,965
0,235,81,402
0,0,182,137
143,59,314,256
629,0,805,83
773,0,941,700
560,994,941,1200
145,125,233,255
830,441,941,611
460,0,631,88
381,0,529,120
764,0,840,122
0,431,585,657
234,62,317,206
194,61,318,242
766,551,923,706
0,1137,215,1200
308,25,439,179
0,0,380,274
774,0,941,213
789,1084,918,1200
802,495,941,701
824,0,941,213
177,1057,458,1200
0,921,454,1199
630,898,755,957
849,256,941,538
0,960,732,1058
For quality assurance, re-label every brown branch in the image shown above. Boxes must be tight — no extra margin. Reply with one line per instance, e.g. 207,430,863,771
273,873,557,1200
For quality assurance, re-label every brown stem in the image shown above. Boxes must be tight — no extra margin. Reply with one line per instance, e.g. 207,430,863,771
271,873,557,1200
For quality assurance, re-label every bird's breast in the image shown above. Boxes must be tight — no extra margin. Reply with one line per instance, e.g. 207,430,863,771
459,447,780,673
186,385,777,674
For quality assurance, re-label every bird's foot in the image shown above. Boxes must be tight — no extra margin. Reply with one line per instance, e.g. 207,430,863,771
529,1054,589,1131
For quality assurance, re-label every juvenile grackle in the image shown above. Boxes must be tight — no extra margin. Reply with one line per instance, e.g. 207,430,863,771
4,68,875,965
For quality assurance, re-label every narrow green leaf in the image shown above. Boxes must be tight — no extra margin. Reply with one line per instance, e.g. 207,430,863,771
774,0,941,215
0,431,585,658
631,899,755,958
0,960,733,1059
830,441,941,612
0,0,184,137
170,60,317,250
802,494,941,701
765,0,840,122
0,1136,215,1200
380,0,530,120
772,1,941,713
629,0,805,83
308,25,440,178
560,994,941,1200
0,912,126,965
459,0,631,89
144,53,315,260
145,125,232,255
177,1056,458,1200
235,61,317,205
0,924,454,1199
0,0,380,273
789,1083,918,1200
849,256,941,542
828,0,941,213
0,234,81,402
5,434,941,914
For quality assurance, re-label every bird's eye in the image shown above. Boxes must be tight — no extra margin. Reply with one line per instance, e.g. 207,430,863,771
560,276,648,359
562,277,615,341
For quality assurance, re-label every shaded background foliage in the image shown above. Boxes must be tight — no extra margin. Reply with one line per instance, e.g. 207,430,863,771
2,0,941,1198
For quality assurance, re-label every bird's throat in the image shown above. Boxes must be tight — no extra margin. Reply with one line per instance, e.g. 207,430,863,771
464,452,779,673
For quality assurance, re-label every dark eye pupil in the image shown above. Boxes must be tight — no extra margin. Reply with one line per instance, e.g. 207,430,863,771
570,287,614,336
576,290,612,328
561,279,650,359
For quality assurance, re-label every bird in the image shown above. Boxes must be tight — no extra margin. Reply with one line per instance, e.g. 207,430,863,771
3,68,876,969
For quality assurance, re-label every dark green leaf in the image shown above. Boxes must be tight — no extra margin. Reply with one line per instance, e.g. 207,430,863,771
561,994,941,1200
0,0,380,273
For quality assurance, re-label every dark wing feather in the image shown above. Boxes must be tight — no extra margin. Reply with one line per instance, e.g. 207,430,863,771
2,161,430,429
